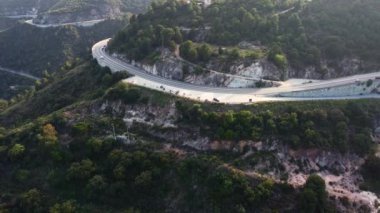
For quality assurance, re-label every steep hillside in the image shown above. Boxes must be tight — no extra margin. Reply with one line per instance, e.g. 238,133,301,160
0,18,126,100
0,71,34,100
0,19,125,77
0,59,129,125
109,0,380,81
0,58,379,212
0,60,303,212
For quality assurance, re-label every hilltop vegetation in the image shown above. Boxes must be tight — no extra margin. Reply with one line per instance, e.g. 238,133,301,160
110,0,380,78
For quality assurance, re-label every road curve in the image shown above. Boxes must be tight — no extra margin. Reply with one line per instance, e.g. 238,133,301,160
92,38,380,103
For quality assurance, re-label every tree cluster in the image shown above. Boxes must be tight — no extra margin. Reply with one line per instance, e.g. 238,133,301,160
177,101,375,155
0,118,282,212
111,0,380,74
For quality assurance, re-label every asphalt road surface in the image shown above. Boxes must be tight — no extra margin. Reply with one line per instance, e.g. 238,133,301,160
92,39,380,103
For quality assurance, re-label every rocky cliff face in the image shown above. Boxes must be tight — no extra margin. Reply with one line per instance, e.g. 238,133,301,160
207,58,283,81
288,57,380,80
221,55,379,81
119,45,380,88
121,51,279,88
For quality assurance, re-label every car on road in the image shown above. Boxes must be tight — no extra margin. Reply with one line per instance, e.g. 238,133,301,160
100,56,104,60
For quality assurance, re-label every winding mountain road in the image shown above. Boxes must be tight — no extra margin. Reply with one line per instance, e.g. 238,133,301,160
92,39,380,103
24,19,105,28
0,66,40,80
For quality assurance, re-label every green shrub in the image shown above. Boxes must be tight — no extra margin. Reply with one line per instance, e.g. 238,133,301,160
66,159,96,181
366,79,373,87
49,200,77,213
14,169,30,182
8,144,25,160
300,174,328,212
106,84,142,104
72,122,91,136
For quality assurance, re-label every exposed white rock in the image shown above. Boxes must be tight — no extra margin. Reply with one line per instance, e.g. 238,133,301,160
234,62,264,79
120,53,277,88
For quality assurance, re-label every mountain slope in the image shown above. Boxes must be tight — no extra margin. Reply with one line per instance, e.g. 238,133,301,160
0,60,304,212
0,58,379,212
0,19,125,77
0,18,126,100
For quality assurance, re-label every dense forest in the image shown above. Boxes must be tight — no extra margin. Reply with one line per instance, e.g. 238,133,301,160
109,0,380,76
